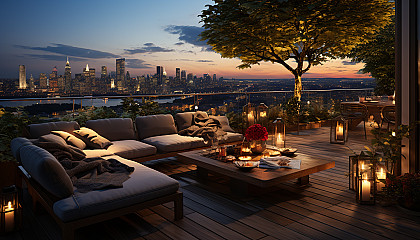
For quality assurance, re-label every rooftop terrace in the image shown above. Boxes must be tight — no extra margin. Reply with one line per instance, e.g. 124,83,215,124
7,124,420,240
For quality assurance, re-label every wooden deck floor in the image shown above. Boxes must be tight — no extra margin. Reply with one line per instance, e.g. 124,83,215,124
7,125,420,240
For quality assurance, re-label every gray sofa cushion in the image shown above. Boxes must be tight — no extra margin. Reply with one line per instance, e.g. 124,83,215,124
53,155,179,222
39,134,68,147
210,115,235,132
136,114,177,140
142,134,206,152
107,140,157,159
73,127,112,149
20,145,74,199
51,131,86,149
29,121,80,139
85,118,136,141
10,137,34,162
174,111,211,131
174,112,194,131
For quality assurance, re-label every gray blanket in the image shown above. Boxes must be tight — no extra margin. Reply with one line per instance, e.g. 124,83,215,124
34,141,134,193
178,113,226,142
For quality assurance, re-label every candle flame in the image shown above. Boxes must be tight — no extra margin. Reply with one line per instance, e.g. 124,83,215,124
5,201,13,211
392,131,396,137
380,168,383,174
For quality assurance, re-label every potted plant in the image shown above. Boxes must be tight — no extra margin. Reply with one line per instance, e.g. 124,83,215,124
0,109,38,188
384,172,420,211
245,124,268,154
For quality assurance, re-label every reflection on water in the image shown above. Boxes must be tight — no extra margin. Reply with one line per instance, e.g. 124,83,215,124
0,97,179,108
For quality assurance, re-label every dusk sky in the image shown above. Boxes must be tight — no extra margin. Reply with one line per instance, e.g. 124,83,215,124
0,0,369,79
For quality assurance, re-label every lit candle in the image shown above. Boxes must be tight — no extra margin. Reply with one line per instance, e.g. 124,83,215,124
392,131,396,137
247,112,254,125
238,156,252,161
336,122,344,141
259,111,266,118
361,177,371,201
275,134,284,147
241,147,251,153
376,168,386,192
4,201,15,232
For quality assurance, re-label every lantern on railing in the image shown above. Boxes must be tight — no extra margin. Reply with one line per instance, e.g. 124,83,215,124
272,118,286,148
1,186,21,234
330,116,348,144
356,158,375,204
256,103,268,125
243,103,255,128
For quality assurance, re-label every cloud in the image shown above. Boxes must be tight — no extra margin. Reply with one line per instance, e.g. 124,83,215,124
342,60,357,65
196,60,213,62
25,54,86,62
164,25,212,51
124,43,174,54
125,59,152,69
174,42,185,46
15,43,119,59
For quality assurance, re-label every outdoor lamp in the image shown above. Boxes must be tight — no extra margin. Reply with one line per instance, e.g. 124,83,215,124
272,118,286,148
1,186,21,233
330,116,348,144
356,158,376,205
243,103,255,128
256,103,268,124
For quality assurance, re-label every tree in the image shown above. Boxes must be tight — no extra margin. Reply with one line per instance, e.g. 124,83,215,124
200,0,394,100
348,17,395,96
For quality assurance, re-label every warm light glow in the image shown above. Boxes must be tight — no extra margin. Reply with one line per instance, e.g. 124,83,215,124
4,201,15,232
336,122,344,141
247,112,254,124
275,133,284,147
238,156,252,161
361,177,371,201
392,131,396,137
5,201,13,211
242,147,251,153
259,111,266,118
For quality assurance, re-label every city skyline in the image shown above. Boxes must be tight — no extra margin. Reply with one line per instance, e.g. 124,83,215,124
0,0,369,80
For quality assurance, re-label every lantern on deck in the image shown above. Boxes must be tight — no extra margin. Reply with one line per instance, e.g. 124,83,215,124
330,117,348,144
356,158,376,205
1,186,21,234
349,155,358,191
256,103,268,125
375,162,387,193
243,103,256,128
272,118,286,149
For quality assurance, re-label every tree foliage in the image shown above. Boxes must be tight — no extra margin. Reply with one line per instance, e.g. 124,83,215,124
200,0,394,100
348,17,395,96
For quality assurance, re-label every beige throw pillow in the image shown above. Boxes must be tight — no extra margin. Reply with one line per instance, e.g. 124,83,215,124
73,127,112,149
51,130,87,149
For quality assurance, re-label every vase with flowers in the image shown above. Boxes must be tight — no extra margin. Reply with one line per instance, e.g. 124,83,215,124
245,124,268,154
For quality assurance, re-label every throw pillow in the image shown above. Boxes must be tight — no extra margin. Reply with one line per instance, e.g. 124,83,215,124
51,130,86,149
73,127,112,149
39,134,68,147
210,115,235,132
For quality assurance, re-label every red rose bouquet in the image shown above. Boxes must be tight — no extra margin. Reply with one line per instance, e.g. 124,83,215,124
245,124,268,141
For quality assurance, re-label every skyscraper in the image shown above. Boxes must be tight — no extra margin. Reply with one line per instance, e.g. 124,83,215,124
101,66,107,79
49,66,58,91
175,68,180,85
19,65,27,89
116,58,126,90
64,57,71,93
156,66,163,85
39,73,47,89
29,74,34,91
181,70,187,84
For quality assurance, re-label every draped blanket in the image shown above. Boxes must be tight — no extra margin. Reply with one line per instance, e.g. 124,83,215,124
35,141,134,193
178,113,226,142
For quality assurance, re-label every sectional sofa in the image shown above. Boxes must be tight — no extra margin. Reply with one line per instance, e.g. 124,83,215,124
11,112,242,240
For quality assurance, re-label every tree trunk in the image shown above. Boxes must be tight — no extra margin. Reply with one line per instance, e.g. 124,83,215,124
294,75,303,101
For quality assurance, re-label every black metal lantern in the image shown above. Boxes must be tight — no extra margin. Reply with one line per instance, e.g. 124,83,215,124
256,103,268,125
349,155,358,190
243,103,256,128
356,158,376,205
1,186,21,234
375,161,387,193
272,118,286,148
330,116,348,144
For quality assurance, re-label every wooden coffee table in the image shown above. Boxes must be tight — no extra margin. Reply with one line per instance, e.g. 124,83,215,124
177,149,335,194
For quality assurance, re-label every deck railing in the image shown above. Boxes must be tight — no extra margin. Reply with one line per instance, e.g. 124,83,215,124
0,88,374,116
